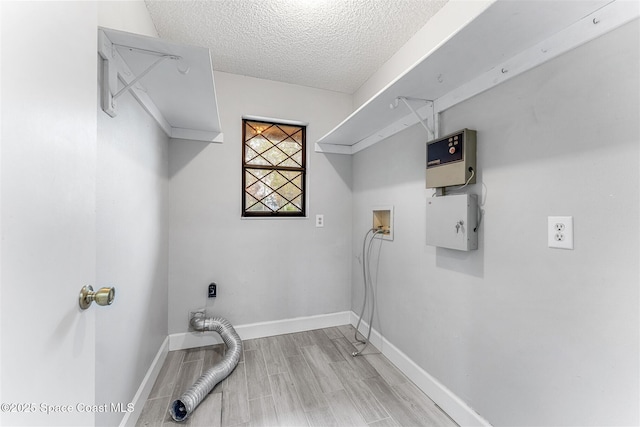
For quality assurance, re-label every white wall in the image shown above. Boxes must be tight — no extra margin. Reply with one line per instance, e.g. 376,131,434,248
96,70,169,427
352,20,639,427
96,2,168,426
168,71,353,334
97,1,157,38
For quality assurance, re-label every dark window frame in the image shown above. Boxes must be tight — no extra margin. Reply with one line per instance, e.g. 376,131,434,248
242,118,306,217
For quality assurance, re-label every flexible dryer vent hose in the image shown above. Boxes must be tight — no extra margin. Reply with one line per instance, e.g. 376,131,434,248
169,314,242,422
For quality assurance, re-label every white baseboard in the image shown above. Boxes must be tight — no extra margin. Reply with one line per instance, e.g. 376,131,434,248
169,310,351,351
119,336,169,427
349,312,491,427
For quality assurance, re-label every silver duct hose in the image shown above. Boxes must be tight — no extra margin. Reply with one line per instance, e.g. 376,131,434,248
169,313,242,422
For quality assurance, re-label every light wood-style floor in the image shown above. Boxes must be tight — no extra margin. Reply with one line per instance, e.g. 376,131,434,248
136,324,457,427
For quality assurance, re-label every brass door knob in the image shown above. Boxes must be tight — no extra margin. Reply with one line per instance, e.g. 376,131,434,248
79,285,115,310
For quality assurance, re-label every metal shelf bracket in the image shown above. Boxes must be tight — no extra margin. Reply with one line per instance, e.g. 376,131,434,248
98,31,181,118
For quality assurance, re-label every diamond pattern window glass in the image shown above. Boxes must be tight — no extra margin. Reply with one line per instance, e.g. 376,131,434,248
242,119,306,217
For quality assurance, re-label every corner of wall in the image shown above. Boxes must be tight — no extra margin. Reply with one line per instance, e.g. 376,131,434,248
119,337,169,427
352,0,495,109
97,0,158,37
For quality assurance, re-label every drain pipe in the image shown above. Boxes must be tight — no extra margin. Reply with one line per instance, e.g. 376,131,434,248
169,313,242,422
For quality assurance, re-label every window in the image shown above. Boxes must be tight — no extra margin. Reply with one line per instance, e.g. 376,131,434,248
242,119,306,217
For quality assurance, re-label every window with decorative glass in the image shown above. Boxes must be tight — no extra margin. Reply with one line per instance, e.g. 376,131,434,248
242,119,306,217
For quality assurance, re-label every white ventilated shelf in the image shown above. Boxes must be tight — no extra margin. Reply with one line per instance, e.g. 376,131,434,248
316,0,638,155
99,27,223,143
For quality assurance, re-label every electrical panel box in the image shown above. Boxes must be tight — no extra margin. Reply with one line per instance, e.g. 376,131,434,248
426,194,478,251
426,129,476,188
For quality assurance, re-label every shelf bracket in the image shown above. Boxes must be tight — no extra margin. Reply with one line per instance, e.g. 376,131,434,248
98,31,181,118
391,96,435,138
112,54,177,100
98,30,119,117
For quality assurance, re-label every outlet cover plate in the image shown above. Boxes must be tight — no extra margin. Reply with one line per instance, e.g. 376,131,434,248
548,216,573,249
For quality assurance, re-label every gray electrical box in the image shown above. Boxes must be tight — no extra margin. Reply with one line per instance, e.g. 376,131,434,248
426,129,476,188
426,194,478,251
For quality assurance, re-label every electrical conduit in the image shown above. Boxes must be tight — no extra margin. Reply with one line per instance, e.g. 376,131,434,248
169,313,242,422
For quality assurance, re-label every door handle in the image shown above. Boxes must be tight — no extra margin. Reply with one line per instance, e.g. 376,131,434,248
79,285,115,310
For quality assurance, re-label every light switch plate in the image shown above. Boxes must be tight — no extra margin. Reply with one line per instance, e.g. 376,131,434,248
548,216,573,249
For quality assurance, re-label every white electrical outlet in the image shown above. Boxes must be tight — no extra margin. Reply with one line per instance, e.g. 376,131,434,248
315,214,324,228
548,216,573,249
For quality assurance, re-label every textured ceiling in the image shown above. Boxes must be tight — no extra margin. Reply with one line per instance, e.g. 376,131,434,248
144,0,448,94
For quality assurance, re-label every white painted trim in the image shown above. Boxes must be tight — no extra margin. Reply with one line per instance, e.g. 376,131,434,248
171,128,223,143
314,142,353,155
315,0,638,155
169,311,351,351
242,114,309,127
119,337,169,427
349,312,492,427
435,1,640,114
